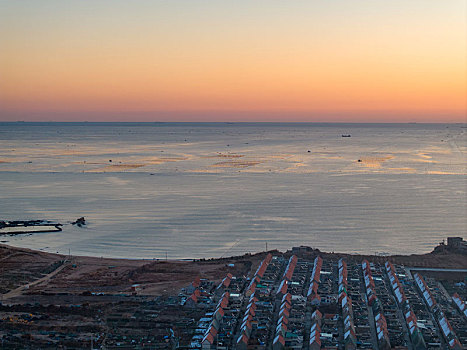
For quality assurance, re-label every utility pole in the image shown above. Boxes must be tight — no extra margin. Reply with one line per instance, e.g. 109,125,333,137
265,242,268,252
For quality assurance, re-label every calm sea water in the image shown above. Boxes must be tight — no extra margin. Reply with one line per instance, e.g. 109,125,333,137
0,122,465,259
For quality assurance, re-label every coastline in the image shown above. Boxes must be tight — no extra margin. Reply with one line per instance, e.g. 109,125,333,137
2,240,467,266
1,240,466,299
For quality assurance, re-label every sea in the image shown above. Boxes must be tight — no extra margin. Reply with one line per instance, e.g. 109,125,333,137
0,122,465,259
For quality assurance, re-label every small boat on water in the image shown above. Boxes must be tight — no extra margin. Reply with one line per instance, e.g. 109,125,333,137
341,134,351,137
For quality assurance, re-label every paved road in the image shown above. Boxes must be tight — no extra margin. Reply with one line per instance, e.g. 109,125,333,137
405,267,467,279
408,267,467,273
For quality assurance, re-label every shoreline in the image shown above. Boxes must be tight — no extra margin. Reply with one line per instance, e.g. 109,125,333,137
2,233,464,260
1,238,465,300
2,239,467,266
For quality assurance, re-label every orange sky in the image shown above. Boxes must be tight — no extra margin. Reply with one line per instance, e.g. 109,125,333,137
0,1,466,122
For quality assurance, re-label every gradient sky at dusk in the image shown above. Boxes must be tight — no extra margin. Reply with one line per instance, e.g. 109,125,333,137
1,0,466,122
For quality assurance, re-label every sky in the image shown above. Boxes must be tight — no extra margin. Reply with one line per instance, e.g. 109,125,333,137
0,0,466,122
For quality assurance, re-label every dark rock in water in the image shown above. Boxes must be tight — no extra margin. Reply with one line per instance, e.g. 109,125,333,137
72,217,86,227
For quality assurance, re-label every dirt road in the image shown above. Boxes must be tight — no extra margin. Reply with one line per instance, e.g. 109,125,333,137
1,259,67,300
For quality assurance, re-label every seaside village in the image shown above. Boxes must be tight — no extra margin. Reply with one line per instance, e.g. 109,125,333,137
1,245,466,349
180,253,466,350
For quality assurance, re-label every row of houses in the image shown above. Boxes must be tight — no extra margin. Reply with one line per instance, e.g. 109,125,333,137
189,273,247,349
414,273,463,349
245,254,273,298
237,254,281,349
276,255,298,300
391,264,443,348
369,262,407,348
309,310,322,350
313,258,340,349
307,256,322,305
215,274,233,297
184,277,215,308
274,256,308,349
419,275,467,346
272,293,291,350
362,260,392,350
240,255,308,350
338,259,357,350
452,293,467,322
423,276,467,346
202,292,230,349
236,292,258,349
346,262,373,348
385,261,426,349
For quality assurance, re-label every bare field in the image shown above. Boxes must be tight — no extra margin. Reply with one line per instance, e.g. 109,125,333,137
1,242,465,302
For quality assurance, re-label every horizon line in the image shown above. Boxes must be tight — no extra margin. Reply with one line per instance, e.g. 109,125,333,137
1,121,466,124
